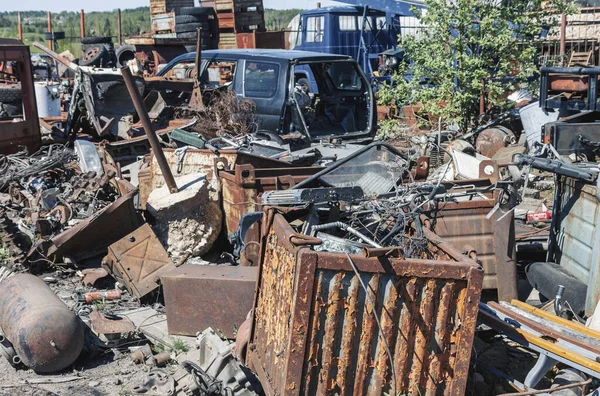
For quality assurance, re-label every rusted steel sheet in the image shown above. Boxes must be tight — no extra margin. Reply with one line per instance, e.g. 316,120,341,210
219,164,323,266
548,74,596,93
424,198,518,301
151,12,176,34
248,211,484,396
139,148,297,209
103,223,176,299
37,187,141,262
0,41,41,155
0,274,84,373
161,264,258,339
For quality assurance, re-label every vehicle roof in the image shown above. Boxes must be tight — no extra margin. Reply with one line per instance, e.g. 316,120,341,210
301,6,387,15
174,49,353,63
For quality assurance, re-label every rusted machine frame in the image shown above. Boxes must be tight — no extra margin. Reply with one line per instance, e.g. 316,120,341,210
219,164,324,266
0,40,41,155
247,210,484,395
424,198,518,301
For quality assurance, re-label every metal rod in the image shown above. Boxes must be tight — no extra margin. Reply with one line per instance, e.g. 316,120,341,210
80,10,85,38
47,12,53,51
559,13,567,60
497,377,591,396
17,13,22,41
120,66,178,194
117,9,122,46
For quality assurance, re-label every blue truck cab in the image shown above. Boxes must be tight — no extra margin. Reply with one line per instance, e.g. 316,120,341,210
292,6,400,74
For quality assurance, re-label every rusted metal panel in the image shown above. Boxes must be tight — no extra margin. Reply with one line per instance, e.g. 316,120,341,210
219,164,323,266
36,187,141,262
552,176,600,316
161,264,258,338
425,198,518,301
0,42,41,155
236,31,285,49
0,274,84,373
104,223,176,299
248,211,484,396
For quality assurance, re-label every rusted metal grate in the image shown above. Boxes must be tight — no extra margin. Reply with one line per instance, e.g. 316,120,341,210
248,211,484,396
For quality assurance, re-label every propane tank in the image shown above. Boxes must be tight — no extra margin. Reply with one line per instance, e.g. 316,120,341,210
0,274,84,373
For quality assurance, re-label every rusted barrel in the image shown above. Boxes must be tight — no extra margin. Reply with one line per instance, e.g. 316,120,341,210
0,274,84,372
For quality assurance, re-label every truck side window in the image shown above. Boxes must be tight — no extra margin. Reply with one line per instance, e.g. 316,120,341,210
306,16,325,43
244,62,279,98
339,16,356,31
204,61,236,87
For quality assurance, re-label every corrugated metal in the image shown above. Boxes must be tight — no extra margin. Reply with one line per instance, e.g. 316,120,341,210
426,198,517,301
248,211,484,396
553,176,600,315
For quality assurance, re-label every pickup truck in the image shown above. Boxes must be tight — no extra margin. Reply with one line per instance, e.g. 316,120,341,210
157,49,377,143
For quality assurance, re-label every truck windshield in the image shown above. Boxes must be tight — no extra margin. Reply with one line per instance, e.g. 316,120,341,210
326,62,363,91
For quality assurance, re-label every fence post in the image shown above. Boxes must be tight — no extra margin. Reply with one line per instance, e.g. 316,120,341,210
80,9,85,39
47,11,53,51
559,12,566,62
117,9,122,45
17,12,22,41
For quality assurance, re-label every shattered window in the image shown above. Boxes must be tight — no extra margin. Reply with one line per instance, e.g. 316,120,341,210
339,15,356,31
306,16,325,43
244,62,279,99
203,61,236,87
326,62,363,91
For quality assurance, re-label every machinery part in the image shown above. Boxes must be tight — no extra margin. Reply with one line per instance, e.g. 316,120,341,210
0,332,21,366
82,290,122,303
148,351,171,368
103,223,176,299
310,221,383,248
475,126,516,158
116,44,136,67
195,327,259,395
513,154,598,183
261,186,364,206
229,212,263,258
132,344,153,364
161,265,258,339
80,45,108,67
0,274,84,372
133,368,175,395
555,284,566,316
81,36,112,45
526,262,587,316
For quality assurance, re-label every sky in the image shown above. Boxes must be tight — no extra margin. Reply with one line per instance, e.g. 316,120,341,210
3,0,343,13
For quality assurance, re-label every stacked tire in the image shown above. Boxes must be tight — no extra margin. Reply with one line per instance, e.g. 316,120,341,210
0,84,22,119
80,36,116,68
176,7,219,50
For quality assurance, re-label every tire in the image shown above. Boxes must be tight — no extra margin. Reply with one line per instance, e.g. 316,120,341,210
116,44,136,67
0,85,22,103
252,131,285,145
80,45,108,67
175,22,211,33
175,15,208,24
81,36,112,45
177,31,212,41
179,7,216,17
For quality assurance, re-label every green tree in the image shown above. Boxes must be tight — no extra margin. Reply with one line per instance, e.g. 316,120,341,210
382,0,572,132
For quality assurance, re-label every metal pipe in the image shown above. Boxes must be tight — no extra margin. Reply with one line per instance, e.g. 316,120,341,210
120,66,178,193
554,284,565,315
497,377,591,396
17,13,22,41
310,222,382,248
47,12,53,51
80,10,85,38
559,13,567,60
117,9,122,46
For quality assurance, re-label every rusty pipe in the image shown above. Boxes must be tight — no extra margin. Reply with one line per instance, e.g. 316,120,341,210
0,274,84,373
121,66,178,193
80,9,85,38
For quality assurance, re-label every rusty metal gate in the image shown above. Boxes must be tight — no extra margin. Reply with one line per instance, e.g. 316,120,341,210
248,210,484,396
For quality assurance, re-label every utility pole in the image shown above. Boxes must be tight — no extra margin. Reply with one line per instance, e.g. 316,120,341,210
17,12,22,41
80,9,85,38
47,12,53,51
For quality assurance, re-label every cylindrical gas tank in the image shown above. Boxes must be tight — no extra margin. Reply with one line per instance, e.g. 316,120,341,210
34,81,61,117
0,274,84,373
